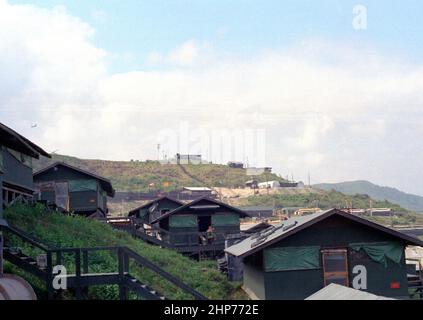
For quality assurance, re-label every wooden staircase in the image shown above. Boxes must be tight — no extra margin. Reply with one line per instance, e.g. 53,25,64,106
407,258,423,300
408,273,423,299
1,222,207,300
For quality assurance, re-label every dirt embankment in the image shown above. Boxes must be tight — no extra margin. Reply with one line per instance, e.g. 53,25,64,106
215,187,324,200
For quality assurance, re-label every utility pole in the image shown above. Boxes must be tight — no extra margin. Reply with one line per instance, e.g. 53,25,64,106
157,144,161,161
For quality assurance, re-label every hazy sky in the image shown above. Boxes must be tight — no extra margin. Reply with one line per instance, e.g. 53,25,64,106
1,0,423,195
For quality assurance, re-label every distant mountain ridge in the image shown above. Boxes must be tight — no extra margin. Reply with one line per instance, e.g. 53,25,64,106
314,180,423,212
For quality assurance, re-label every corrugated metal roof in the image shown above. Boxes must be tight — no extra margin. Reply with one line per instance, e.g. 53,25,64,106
183,187,212,191
225,208,423,258
306,284,395,300
225,210,330,257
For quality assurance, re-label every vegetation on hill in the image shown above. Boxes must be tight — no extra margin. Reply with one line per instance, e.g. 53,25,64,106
228,190,423,226
4,204,244,300
33,154,286,192
230,190,408,212
314,180,423,212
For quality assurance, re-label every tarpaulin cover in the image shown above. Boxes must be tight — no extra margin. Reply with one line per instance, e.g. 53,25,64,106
69,180,97,192
264,246,321,272
212,214,239,226
350,242,403,268
169,215,197,228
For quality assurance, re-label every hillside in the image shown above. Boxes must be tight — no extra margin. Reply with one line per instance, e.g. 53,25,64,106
3,203,244,300
33,154,286,192
314,181,423,212
228,190,410,214
227,190,423,226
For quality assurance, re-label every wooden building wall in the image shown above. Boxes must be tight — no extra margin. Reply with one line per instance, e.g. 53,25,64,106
0,173,3,218
158,210,242,247
243,215,409,300
1,148,34,191
34,166,107,214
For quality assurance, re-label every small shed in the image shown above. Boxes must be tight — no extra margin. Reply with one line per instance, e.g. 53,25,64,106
33,162,115,217
225,208,423,300
228,162,244,169
150,197,248,250
128,196,184,225
258,181,280,189
245,180,258,189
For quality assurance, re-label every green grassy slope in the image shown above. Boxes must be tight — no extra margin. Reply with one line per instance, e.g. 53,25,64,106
314,181,423,212
4,204,243,300
33,154,285,192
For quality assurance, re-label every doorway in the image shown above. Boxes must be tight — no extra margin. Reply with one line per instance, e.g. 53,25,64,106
54,182,69,211
198,215,212,232
322,249,349,287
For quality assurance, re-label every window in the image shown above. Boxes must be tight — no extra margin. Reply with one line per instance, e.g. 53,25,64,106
322,249,349,287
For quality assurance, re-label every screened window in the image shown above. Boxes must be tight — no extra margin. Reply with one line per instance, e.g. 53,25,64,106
169,215,197,228
322,249,349,287
211,214,239,226
69,180,98,192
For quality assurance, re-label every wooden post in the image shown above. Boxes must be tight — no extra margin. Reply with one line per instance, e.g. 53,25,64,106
0,231,3,276
118,248,128,300
46,251,54,300
75,250,83,299
82,249,89,274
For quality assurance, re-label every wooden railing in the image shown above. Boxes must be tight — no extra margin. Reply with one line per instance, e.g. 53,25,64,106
1,223,207,300
102,217,228,253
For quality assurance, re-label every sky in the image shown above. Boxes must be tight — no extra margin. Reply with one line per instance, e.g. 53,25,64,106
1,0,423,195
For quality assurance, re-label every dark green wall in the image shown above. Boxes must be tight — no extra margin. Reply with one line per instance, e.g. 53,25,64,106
34,165,106,213
69,190,99,212
1,148,33,191
0,173,3,218
244,263,266,300
264,269,323,300
243,215,410,300
168,226,198,246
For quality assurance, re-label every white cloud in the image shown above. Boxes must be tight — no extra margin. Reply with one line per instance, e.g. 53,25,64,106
1,1,423,195
147,40,210,66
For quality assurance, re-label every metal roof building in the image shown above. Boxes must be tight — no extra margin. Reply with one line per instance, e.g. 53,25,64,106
306,283,395,300
225,209,423,300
